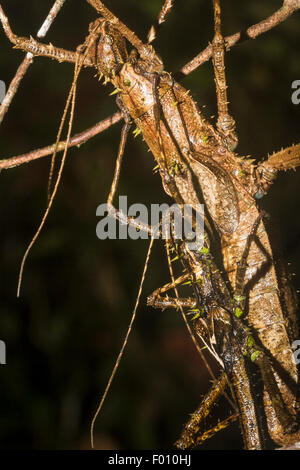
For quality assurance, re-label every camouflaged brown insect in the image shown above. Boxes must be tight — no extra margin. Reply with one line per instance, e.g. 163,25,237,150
1,0,300,450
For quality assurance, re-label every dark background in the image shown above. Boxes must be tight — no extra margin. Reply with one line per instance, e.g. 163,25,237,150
0,0,299,450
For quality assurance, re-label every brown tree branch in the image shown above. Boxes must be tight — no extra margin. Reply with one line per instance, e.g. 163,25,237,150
0,55,32,124
178,0,300,78
0,0,67,124
0,111,122,170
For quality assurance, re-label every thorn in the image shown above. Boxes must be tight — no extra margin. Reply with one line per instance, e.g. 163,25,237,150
132,127,142,138
182,280,192,286
191,313,200,320
148,26,156,44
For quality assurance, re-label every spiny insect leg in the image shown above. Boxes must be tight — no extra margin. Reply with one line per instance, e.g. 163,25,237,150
107,204,155,236
211,0,237,150
147,0,175,44
256,143,300,195
147,295,196,311
192,413,239,447
175,372,236,449
147,270,195,306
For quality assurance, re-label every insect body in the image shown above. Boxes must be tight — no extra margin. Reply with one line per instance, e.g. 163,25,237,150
1,0,300,450
68,11,300,448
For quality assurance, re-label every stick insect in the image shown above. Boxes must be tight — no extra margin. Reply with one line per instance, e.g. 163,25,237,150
1,0,300,450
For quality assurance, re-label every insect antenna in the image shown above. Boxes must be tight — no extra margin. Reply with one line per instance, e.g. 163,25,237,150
47,21,103,200
17,21,102,297
17,57,79,297
90,236,155,449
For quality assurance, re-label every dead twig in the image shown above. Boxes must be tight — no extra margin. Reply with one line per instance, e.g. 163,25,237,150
0,0,67,124
0,112,122,170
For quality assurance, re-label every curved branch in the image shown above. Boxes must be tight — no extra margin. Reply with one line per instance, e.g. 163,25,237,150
0,55,32,124
0,111,122,170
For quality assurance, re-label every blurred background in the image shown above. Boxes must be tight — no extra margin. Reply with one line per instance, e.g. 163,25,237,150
0,0,299,450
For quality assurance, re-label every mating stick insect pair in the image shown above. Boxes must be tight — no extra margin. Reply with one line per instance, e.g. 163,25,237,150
1,0,300,450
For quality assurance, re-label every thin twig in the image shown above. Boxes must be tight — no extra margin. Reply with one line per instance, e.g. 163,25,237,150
37,0,67,38
17,51,81,297
147,0,174,44
0,55,32,124
178,0,300,78
0,111,122,170
0,0,67,124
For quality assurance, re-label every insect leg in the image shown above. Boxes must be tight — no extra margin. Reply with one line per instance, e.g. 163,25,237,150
183,239,264,448
147,271,196,310
147,0,175,44
191,413,239,447
262,142,300,172
178,2,300,79
175,372,236,449
211,0,237,150
255,143,300,196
